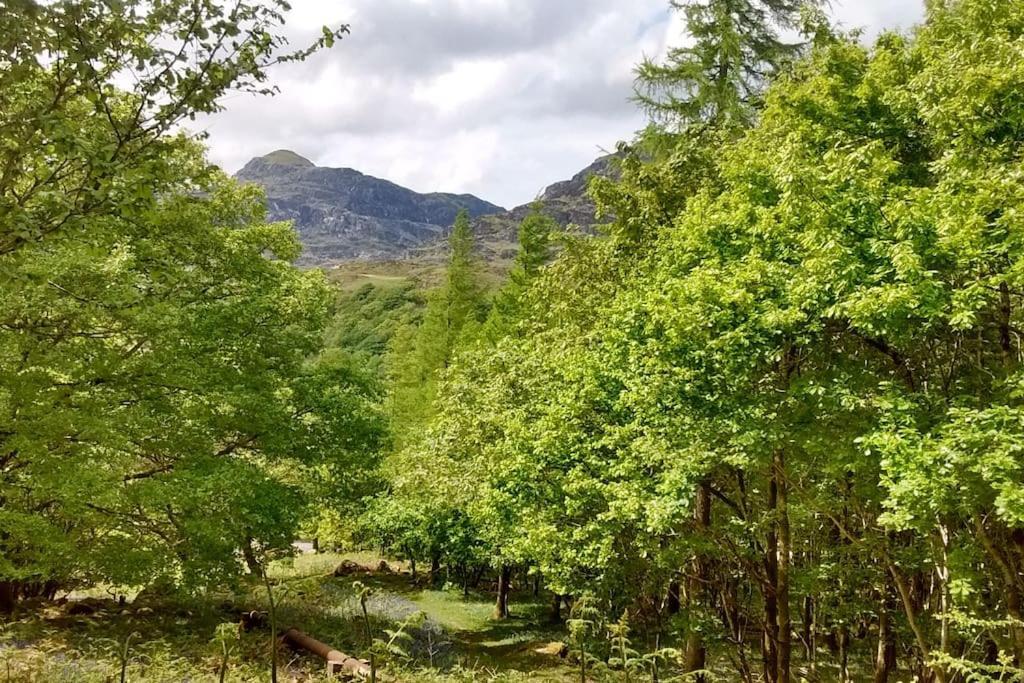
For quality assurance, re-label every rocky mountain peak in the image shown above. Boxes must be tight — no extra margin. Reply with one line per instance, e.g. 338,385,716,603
234,149,618,266
258,149,315,167
234,152,505,264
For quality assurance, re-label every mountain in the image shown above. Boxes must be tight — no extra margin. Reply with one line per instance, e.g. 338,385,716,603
235,150,505,264
236,150,616,266
454,154,616,263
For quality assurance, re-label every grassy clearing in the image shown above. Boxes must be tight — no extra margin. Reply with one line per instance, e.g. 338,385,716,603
327,259,509,292
269,553,576,679
0,553,576,682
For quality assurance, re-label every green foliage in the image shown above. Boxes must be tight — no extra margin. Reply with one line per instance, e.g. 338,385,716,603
374,1,1024,681
607,611,643,681
634,0,821,130
567,596,603,683
485,204,556,341
326,281,423,378
386,209,488,447
212,622,240,683
0,0,347,255
0,0,378,610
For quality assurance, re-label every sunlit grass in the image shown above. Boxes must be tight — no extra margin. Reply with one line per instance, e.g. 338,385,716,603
1,552,579,682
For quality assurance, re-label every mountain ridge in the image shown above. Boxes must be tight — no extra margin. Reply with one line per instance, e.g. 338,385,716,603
235,150,614,266
235,151,505,263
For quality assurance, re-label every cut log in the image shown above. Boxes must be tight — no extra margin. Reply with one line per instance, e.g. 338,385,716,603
282,627,375,679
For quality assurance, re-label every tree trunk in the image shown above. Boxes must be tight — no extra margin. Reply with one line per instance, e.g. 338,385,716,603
763,475,779,683
890,563,946,683
802,595,815,669
874,601,896,683
0,581,15,614
666,578,681,615
838,626,850,683
775,451,792,683
974,516,1024,663
241,538,261,575
550,593,563,624
494,565,511,619
429,552,441,584
685,482,712,681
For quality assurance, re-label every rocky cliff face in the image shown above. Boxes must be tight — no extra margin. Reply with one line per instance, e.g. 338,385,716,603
442,154,616,263
235,149,616,266
235,150,505,264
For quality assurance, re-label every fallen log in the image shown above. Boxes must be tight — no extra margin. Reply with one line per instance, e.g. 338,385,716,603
282,627,374,679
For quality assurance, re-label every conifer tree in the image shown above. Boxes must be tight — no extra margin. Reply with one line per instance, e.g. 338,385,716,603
634,0,819,129
484,204,555,341
387,209,485,447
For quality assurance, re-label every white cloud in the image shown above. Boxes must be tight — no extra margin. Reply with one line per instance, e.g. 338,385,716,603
195,0,925,208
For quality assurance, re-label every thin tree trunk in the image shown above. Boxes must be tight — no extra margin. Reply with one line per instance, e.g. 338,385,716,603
494,565,511,619
685,482,712,681
802,595,816,670
974,516,1024,662
261,570,279,683
429,552,441,584
550,593,562,624
889,563,946,683
874,599,896,683
936,525,952,675
838,626,850,683
764,474,779,683
775,451,792,683
1001,281,1013,362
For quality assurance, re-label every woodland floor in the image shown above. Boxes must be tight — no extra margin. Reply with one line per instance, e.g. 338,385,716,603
0,552,889,681
0,552,578,682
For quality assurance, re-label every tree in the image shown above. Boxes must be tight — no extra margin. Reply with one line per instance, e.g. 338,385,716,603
634,0,819,130
0,156,382,607
0,0,346,256
386,209,486,447
389,2,1024,682
367,210,489,582
484,203,555,341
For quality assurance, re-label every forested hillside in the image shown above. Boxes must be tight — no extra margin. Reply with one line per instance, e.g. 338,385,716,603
3,0,1024,682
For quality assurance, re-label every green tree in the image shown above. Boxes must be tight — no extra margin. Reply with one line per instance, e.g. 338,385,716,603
634,0,818,130
0,0,346,256
394,3,1024,683
0,160,381,607
484,203,555,341
0,0,365,611
387,209,485,447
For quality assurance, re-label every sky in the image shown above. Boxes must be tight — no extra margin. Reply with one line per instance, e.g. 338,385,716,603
196,0,925,209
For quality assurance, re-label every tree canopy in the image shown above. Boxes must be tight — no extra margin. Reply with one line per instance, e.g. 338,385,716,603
373,1,1024,680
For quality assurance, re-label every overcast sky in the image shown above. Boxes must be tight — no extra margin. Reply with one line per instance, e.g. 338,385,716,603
196,0,925,209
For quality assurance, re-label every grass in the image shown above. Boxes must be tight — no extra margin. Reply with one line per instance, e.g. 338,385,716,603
0,552,577,682
1,554,883,682
270,553,576,678
327,259,510,292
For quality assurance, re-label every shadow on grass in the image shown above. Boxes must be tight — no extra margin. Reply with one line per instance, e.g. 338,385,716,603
1,554,576,681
